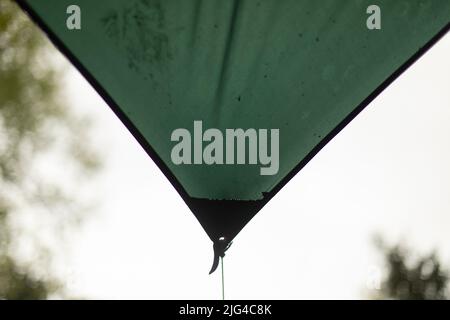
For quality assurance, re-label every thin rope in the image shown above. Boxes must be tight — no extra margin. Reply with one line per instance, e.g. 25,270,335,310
221,256,225,300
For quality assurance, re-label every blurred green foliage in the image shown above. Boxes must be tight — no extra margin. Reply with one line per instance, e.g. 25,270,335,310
375,239,449,300
0,0,100,299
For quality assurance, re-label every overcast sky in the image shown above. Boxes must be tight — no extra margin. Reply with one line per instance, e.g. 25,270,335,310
50,31,450,299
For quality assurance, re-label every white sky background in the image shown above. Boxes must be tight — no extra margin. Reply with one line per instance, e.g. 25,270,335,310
50,32,450,299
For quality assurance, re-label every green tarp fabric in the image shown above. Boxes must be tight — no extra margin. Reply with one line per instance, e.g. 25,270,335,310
20,0,450,200
18,0,450,270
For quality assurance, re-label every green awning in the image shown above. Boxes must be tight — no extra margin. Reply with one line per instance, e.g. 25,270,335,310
18,0,450,272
